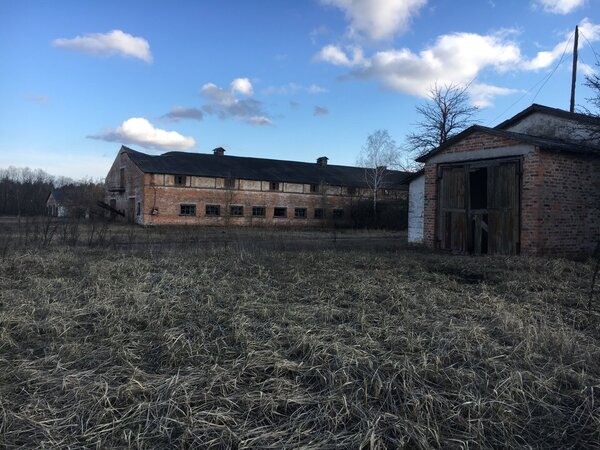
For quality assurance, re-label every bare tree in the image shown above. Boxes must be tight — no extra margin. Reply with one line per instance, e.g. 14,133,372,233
406,83,479,158
356,129,400,217
580,62,600,144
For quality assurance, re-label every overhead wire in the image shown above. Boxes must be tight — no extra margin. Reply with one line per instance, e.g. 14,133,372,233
488,30,575,125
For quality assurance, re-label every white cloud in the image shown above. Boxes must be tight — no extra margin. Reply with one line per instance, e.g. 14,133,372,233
321,0,427,40
262,82,328,95
200,80,272,126
469,83,519,108
52,30,152,63
344,32,519,97
535,0,585,14
523,18,600,70
89,118,195,150
162,107,204,122
314,45,365,66
231,78,254,96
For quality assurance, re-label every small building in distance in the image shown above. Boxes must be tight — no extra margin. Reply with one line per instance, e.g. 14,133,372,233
105,146,411,226
46,189,72,217
412,103,600,256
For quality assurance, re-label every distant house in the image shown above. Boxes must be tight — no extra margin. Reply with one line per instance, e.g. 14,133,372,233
411,104,600,256
46,190,71,217
105,146,411,226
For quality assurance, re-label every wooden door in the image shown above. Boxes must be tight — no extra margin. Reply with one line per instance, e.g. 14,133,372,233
439,166,467,252
439,159,520,255
487,161,520,255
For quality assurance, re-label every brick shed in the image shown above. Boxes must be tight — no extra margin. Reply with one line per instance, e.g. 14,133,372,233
414,104,600,256
104,146,410,227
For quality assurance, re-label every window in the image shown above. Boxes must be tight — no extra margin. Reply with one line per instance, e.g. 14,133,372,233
310,184,319,193
252,206,266,217
273,207,287,218
294,207,307,218
174,175,186,186
270,181,280,191
119,168,125,188
314,208,324,219
224,178,236,189
230,205,244,216
205,204,220,216
180,204,196,216
333,209,344,219
136,202,141,216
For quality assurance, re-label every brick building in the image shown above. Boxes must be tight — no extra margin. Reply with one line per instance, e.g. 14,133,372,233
413,104,600,256
105,146,410,226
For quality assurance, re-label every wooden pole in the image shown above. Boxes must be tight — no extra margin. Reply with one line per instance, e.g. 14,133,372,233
570,25,579,113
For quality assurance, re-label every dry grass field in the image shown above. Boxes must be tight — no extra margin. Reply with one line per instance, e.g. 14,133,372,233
1,219,599,449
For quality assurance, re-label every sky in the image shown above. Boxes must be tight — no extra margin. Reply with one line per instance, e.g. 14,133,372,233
1,0,599,179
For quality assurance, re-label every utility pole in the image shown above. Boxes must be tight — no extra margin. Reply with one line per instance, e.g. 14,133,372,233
570,25,579,113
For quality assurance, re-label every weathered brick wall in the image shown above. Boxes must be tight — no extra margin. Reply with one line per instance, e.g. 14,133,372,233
105,150,145,223
522,149,600,256
422,165,438,247
422,136,600,255
105,150,408,227
442,132,519,154
422,132,521,249
142,183,355,226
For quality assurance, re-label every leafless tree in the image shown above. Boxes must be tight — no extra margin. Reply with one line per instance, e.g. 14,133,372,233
406,83,479,158
580,62,600,144
356,129,400,217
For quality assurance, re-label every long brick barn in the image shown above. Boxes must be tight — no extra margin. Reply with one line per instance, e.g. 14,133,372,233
105,146,410,226
409,104,600,256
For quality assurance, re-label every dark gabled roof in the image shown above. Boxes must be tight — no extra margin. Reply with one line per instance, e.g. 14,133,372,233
416,125,600,163
49,189,72,204
121,146,411,189
495,103,600,130
403,169,425,183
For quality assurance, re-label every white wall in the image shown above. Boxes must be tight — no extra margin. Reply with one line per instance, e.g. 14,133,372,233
408,174,425,243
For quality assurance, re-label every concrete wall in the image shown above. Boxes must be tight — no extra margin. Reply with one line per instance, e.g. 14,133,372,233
504,112,597,144
408,174,424,243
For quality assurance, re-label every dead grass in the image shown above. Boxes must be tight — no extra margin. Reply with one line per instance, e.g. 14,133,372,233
0,228,599,448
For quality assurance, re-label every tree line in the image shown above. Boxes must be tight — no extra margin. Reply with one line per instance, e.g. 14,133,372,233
0,166,104,216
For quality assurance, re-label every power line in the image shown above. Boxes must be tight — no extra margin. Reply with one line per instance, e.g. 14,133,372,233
488,30,575,125
579,29,600,65
531,30,574,103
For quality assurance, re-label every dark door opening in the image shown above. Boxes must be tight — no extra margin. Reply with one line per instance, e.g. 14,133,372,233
469,167,489,254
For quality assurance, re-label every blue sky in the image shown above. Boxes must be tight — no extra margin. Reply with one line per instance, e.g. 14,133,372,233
1,0,599,178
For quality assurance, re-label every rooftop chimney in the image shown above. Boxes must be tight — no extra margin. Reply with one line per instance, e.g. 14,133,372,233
213,147,225,156
317,156,328,166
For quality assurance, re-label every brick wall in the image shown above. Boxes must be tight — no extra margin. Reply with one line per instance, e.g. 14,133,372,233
422,131,521,249
105,150,145,223
422,133,600,255
442,132,519,154
105,150,407,227
522,149,600,255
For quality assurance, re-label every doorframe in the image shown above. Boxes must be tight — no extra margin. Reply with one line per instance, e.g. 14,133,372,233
436,156,522,255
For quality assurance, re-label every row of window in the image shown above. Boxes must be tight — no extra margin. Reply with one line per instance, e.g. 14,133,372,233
172,175,357,195
180,204,344,219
